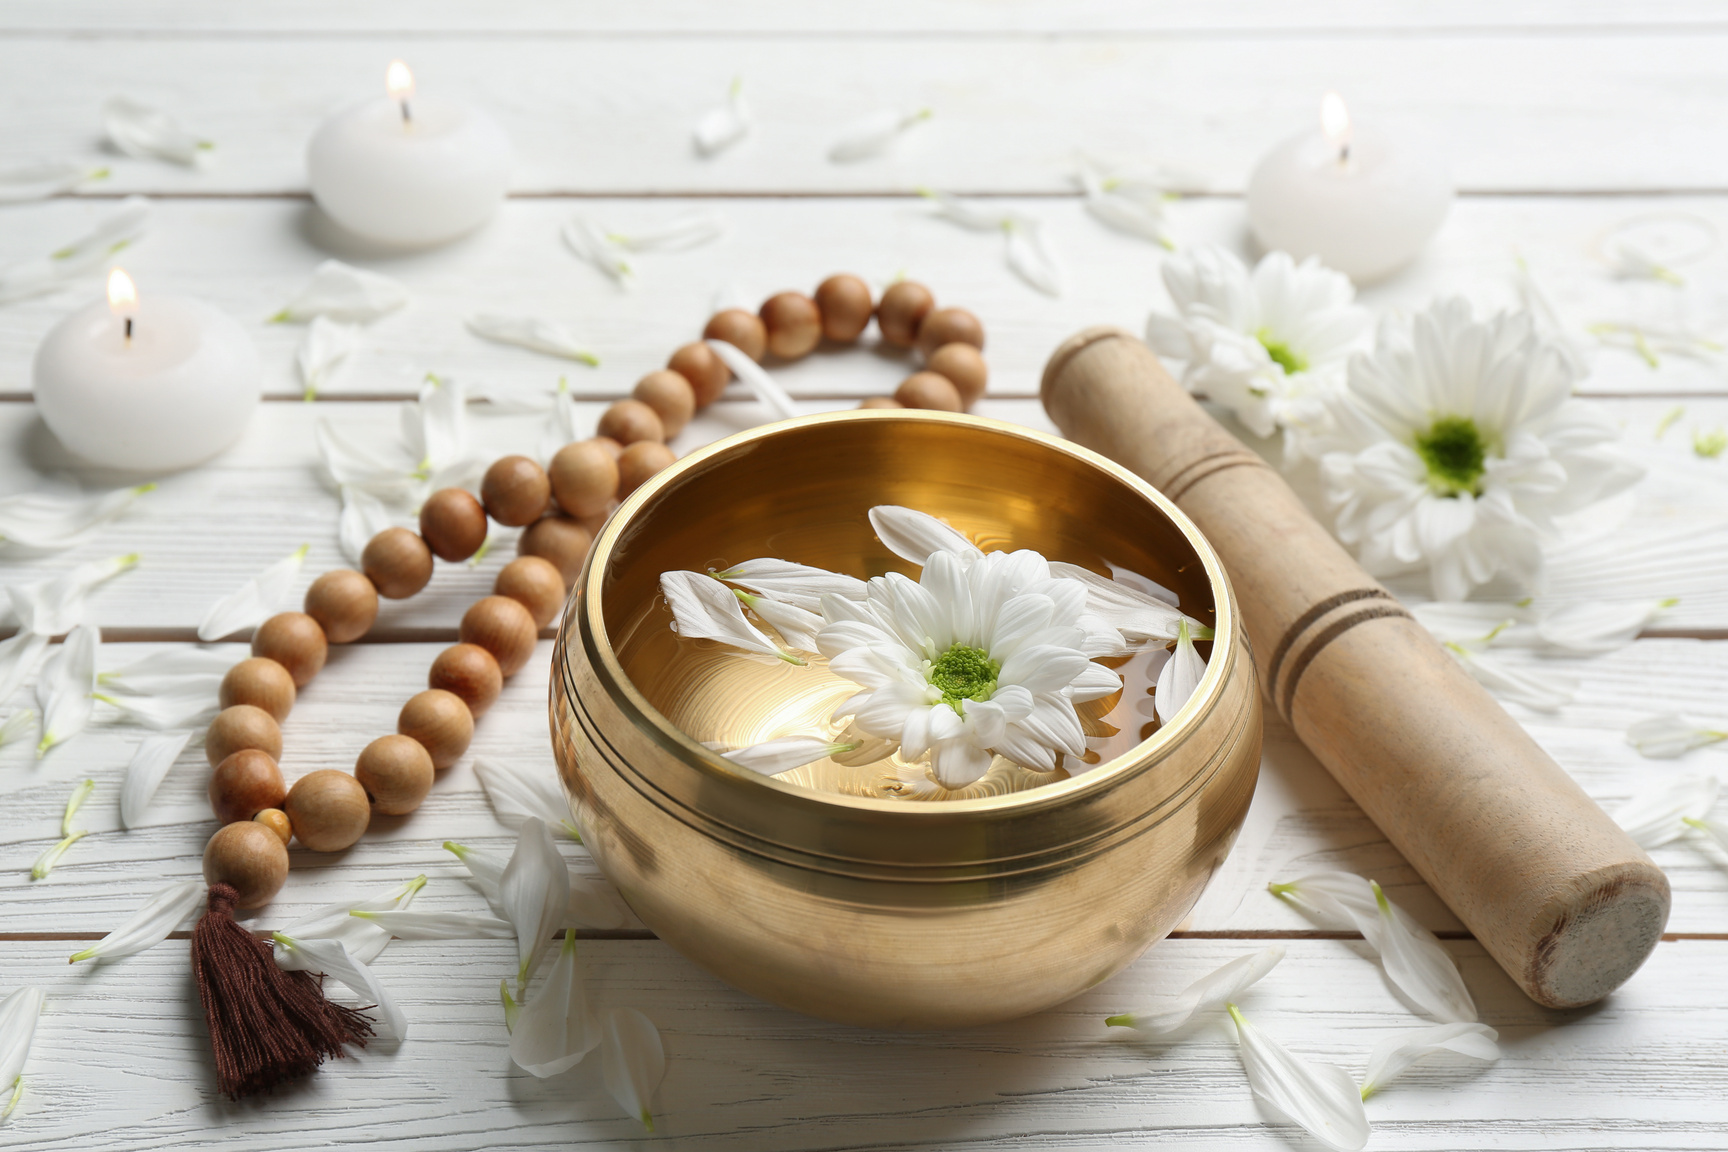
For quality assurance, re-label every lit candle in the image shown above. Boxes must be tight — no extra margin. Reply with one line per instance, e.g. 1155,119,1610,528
31,269,261,472
1245,92,1453,284
307,59,512,248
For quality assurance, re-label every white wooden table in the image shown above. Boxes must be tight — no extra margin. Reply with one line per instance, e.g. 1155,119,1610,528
4,3,1728,1148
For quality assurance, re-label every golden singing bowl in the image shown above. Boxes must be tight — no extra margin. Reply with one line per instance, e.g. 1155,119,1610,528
550,409,1261,1028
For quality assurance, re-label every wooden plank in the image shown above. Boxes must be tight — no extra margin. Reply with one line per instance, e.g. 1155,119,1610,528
0,935,1722,1149
4,197,1728,408
0,35,1726,195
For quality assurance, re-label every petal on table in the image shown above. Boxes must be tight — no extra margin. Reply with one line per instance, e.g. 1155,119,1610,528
500,818,571,992
0,711,34,751
1107,945,1285,1035
1004,215,1065,297
1626,712,1728,759
10,553,140,637
601,1006,666,1129
509,933,600,1077
467,313,599,365
118,730,194,829
0,987,45,1121
1228,1004,1370,1151
277,875,426,964
445,841,506,912
0,633,49,707
1611,775,1720,848
69,879,204,962
297,316,362,400
35,625,98,756
705,338,798,421
475,757,580,839
692,78,750,157
197,545,309,641
349,909,514,940
867,506,982,567
93,680,221,730
0,197,150,305
0,159,108,203
828,107,930,163
0,484,152,553
272,934,406,1041
562,216,632,284
1360,1022,1499,1099
104,97,209,165
338,486,398,567
272,259,409,323
607,209,728,252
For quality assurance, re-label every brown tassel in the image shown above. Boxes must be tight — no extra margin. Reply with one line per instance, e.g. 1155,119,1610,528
191,883,375,1098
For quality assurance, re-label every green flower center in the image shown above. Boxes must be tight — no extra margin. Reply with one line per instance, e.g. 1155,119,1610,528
1414,416,1490,496
927,644,1000,714
1256,330,1307,376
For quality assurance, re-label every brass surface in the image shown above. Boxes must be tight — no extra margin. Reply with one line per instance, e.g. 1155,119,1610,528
550,410,1263,1027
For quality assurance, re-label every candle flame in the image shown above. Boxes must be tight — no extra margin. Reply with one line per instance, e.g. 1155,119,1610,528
107,268,138,316
386,59,415,101
1320,91,1352,160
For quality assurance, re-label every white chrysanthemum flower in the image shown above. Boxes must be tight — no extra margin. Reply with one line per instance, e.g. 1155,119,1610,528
1320,298,1644,601
1145,246,1369,448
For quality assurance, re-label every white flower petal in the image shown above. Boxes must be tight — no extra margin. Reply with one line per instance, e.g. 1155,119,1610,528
0,633,49,706
562,216,632,284
1272,872,1476,1023
692,79,750,157
467,313,599,365
29,830,87,880
94,677,222,730
0,711,34,749
278,875,425,964
1077,157,1175,247
1360,1022,1499,1099
737,592,823,652
0,986,44,1120
296,316,362,400
445,841,507,912
1627,713,1728,759
103,97,209,165
501,817,571,992
1443,644,1574,712
10,552,139,637
1004,216,1065,297
272,934,407,1042
1107,945,1285,1035
0,484,152,552
475,757,580,839
601,1006,666,1130
1154,620,1206,724
350,909,515,940
407,374,472,473
35,624,97,756
1534,598,1673,655
723,735,856,776
1611,775,1720,848
714,559,867,612
0,159,108,203
1049,561,1193,643
607,209,727,253
1228,1004,1369,1152
867,505,982,566
661,570,801,663
0,196,149,305
69,879,203,962
337,485,398,567
197,545,308,641
272,259,409,323
568,877,633,930
828,107,931,163
118,730,193,829
705,338,797,421
509,933,600,1077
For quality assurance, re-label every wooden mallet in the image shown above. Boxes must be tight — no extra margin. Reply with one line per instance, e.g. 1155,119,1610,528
1042,327,1668,1009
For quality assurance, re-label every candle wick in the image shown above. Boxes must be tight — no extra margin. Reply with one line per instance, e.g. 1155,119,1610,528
399,99,412,126
123,316,133,345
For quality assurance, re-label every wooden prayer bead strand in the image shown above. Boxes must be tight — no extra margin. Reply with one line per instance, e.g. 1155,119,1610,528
480,456,552,528
633,370,696,438
251,612,328,687
363,526,434,599
304,569,379,643
419,488,488,562
760,292,822,359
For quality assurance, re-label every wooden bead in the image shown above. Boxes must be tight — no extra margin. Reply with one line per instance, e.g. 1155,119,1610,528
206,704,283,767
668,341,731,407
859,396,905,410
618,440,676,498
926,342,988,406
203,821,289,910
429,643,503,717
597,399,665,447
354,734,436,816
549,440,621,520
815,274,874,342
304,568,379,643
702,309,767,362
876,281,934,348
419,487,488,562
632,370,696,438
398,689,474,769
517,517,592,588
895,371,964,412
481,455,552,527
592,436,624,459
254,808,293,845
251,611,328,687
209,748,287,825
759,292,822,359
460,595,539,677
363,527,434,599
917,306,985,354
284,769,371,852
219,657,296,723
496,555,567,628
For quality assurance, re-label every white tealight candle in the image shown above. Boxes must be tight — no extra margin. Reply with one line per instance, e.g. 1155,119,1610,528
32,269,261,472
308,60,512,248
1246,93,1453,284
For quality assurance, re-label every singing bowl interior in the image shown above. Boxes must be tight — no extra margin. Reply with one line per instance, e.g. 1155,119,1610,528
553,409,1262,1027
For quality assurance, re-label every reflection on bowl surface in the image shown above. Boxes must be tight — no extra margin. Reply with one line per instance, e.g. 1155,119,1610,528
553,410,1261,1027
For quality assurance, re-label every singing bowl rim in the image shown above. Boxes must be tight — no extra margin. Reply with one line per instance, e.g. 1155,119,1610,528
577,407,1237,816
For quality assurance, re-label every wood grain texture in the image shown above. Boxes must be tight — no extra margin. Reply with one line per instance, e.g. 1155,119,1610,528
0,935,1725,1150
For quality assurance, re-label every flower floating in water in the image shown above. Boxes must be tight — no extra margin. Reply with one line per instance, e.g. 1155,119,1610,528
1321,297,1643,601
660,506,1208,792
1145,246,1369,451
